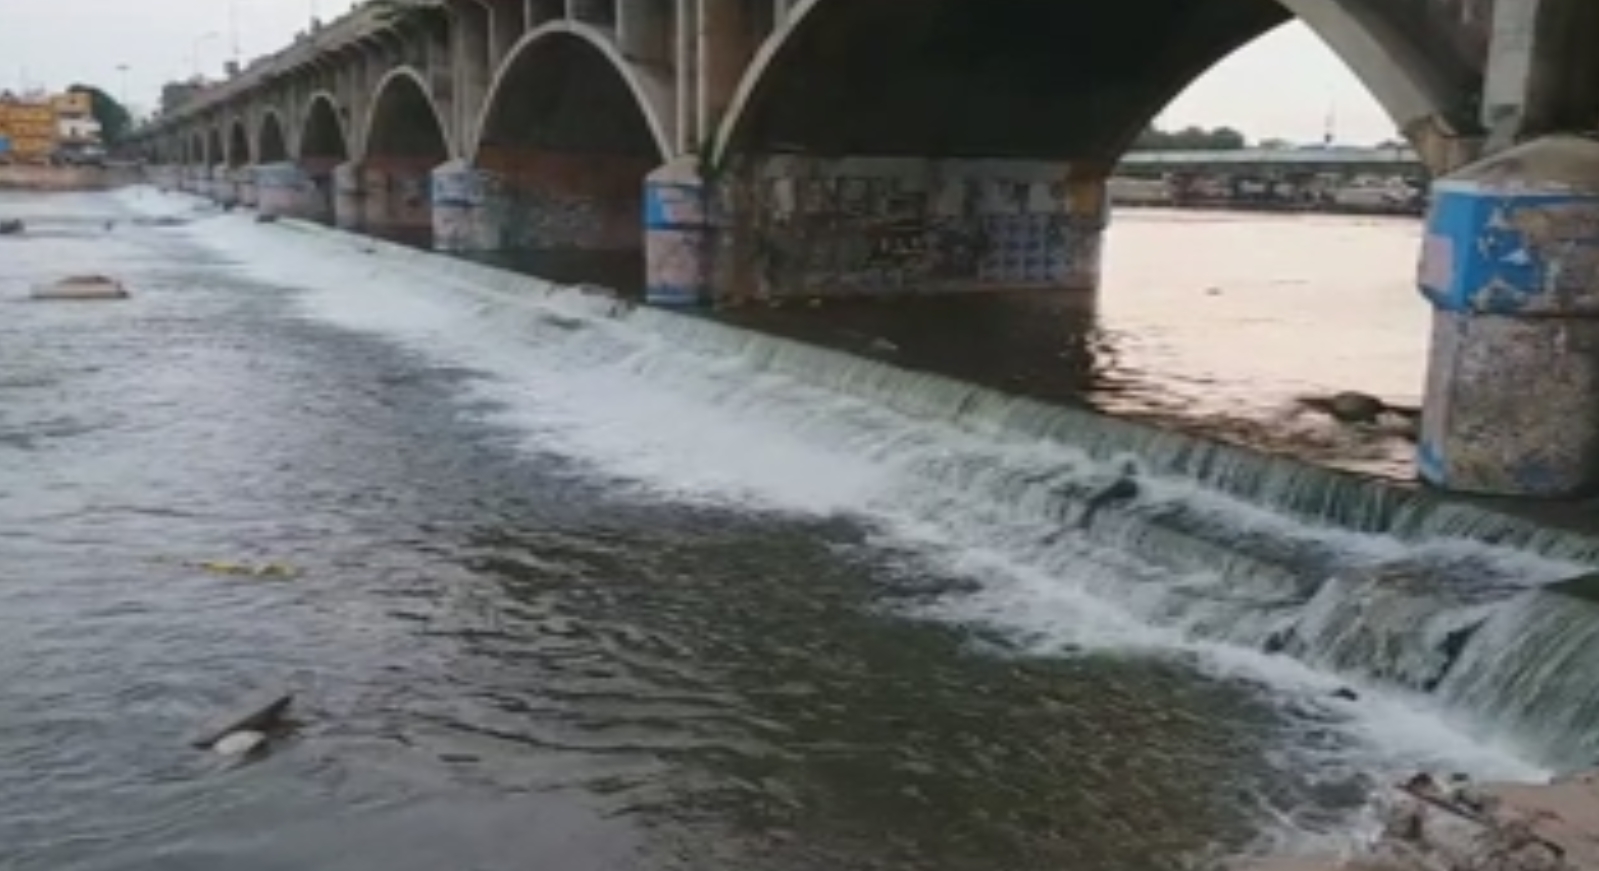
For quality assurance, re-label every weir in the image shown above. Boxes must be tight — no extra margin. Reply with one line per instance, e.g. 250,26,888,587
223,208,1599,771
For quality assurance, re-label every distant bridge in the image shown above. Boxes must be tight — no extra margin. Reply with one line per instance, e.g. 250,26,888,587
1117,148,1428,177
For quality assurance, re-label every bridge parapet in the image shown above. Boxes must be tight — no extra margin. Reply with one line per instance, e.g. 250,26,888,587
166,0,446,126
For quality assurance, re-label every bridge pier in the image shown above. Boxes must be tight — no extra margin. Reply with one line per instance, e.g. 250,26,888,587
237,167,259,209
360,158,435,245
643,156,712,305
210,164,238,207
672,155,1107,305
334,162,365,231
300,158,340,224
256,162,320,221
1417,135,1599,498
431,161,503,252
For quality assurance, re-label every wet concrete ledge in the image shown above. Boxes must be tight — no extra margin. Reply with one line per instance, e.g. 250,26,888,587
227,208,1599,568
0,165,140,192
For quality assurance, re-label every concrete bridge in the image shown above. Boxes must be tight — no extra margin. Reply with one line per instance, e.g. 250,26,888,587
1118,148,1427,178
131,0,1599,501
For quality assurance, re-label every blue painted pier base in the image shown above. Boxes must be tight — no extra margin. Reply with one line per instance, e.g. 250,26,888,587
643,157,712,306
1417,135,1599,498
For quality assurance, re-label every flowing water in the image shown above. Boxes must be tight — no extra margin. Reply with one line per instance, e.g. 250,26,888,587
2,189,1597,871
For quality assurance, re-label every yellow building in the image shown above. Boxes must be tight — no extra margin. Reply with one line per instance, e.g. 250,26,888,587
0,91,97,163
51,91,93,118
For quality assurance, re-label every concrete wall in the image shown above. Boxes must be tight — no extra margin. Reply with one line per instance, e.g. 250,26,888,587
361,156,437,240
477,146,655,251
0,165,141,191
717,156,1107,300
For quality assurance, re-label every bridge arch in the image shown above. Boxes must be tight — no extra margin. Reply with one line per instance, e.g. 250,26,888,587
716,0,1475,171
206,127,224,167
227,119,251,167
298,92,350,163
257,110,290,164
471,20,671,160
357,67,452,244
359,67,453,161
465,21,670,284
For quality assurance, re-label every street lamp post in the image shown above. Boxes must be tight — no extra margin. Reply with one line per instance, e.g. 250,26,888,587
192,31,221,79
116,64,130,108
229,0,242,66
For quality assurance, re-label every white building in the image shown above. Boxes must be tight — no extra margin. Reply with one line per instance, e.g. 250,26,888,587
58,113,100,145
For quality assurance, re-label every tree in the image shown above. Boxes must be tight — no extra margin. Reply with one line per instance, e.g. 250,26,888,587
66,84,132,144
1132,123,1250,152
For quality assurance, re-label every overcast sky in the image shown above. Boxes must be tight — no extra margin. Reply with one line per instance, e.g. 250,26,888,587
0,0,1397,145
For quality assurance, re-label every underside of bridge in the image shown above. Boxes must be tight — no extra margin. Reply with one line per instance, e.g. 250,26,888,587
227,122,250,168
292,97,350,224
258,113,289,164
703,0,1473,303
356,73,451,243
446,32,662,287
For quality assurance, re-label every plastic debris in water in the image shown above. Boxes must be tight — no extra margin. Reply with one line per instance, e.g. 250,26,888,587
194,561,298,579
213,730,268,757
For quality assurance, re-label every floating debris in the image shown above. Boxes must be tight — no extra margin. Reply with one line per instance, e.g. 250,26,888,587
31,275,130,301
192,560,298,579
192,691,295,757
213,730,269,757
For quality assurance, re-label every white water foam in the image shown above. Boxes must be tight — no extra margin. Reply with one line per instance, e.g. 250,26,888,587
119,189,1560,853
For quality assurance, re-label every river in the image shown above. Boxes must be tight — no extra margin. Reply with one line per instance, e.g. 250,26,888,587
2,189,1594,871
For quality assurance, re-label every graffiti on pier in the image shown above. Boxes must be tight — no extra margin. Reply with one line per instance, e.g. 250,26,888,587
744,160,1100,296
505,189,605,250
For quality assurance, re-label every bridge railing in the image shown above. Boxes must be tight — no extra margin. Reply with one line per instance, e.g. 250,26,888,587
147,0,441,133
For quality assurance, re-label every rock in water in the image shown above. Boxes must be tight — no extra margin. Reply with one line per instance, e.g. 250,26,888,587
0,218,23,235
192,692,294,749
32,275,130,301
255,214,278,224
1328,391,1386,424
213,730,268,757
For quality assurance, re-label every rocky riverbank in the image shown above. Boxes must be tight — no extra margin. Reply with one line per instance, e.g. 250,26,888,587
1244,771,1599,870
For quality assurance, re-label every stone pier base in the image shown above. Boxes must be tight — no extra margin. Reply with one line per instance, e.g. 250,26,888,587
256,162,319,220
333,161,364,231
237,167,258,209
430,160,504,252
209,164,236,206
361,157,434,243
644,156,712,305
1416,135,1599,498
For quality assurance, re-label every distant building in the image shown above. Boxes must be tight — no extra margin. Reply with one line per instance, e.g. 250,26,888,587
0,90,106,164
0,91,62,163
53,91,101,147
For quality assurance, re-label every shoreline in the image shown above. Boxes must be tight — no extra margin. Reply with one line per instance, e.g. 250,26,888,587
0,164,140,192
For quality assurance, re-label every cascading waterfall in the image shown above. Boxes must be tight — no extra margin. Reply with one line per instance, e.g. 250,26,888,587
212,210,1599,772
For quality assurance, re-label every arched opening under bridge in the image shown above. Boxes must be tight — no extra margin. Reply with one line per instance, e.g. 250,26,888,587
360,70,450,245
466,25,667,291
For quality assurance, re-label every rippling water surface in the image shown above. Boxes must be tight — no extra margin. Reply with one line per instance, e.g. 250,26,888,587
0,190,1550,871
